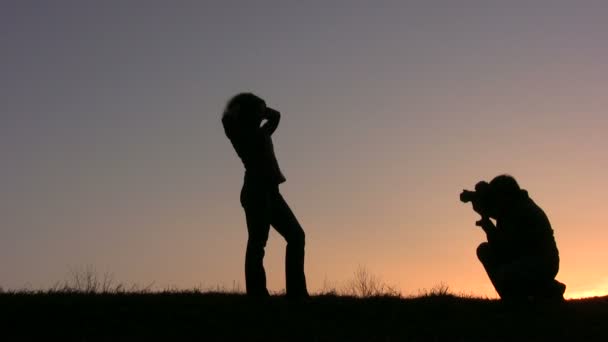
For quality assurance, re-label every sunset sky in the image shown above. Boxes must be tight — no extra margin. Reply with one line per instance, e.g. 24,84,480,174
2,1,607,298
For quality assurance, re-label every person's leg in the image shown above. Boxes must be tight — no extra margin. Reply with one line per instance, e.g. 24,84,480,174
478,243,564,301
241,184,271,297
477,242,509,298
269,190,308,298
532,257,565,301
498,258,564,301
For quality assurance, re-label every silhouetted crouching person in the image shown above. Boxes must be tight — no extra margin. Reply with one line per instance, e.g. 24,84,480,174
461,175,566,301
222,93,308,299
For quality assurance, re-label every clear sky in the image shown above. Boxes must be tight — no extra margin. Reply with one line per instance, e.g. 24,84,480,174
1,1,607,298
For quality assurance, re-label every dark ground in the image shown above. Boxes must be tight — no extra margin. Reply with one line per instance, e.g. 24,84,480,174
1,292,607,341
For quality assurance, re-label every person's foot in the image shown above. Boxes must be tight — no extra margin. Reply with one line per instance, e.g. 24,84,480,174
535,280,566,302
246,289,270,300
285,292,310,302
549,280,567,299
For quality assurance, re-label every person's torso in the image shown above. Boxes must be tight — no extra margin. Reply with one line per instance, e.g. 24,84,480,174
227,125,286,185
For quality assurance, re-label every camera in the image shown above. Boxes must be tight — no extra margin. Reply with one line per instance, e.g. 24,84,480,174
460,190,477,203
460,181,492,217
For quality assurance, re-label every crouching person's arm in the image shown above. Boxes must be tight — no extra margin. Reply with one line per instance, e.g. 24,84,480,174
476,217,503,246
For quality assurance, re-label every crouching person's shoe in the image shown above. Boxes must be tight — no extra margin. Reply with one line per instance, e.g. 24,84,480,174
538,279,566,302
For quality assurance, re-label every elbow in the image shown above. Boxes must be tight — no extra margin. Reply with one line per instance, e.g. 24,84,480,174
267,107,281,121
271,111,281,124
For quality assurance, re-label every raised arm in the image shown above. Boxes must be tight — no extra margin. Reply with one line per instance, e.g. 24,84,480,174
477,217,503,246
260,107,281,136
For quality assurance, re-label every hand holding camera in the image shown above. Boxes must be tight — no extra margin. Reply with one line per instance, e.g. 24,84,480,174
460,181,496,232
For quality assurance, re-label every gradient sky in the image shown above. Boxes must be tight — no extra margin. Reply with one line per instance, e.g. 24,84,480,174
2,1,607,298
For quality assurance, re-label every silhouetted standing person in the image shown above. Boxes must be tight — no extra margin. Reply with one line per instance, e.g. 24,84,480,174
461,175,566,301
221,93,308,299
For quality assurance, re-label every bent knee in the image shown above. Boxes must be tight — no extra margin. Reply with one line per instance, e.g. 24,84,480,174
287,230,305,247
247,237,268,251
476,242,491,261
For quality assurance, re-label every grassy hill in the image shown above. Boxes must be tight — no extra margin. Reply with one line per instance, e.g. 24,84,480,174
1,291,607,341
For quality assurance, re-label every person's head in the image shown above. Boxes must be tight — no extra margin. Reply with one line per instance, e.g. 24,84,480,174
222,92,266,129
488,174,523,219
